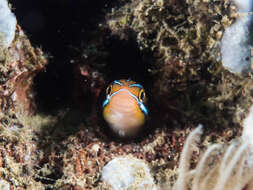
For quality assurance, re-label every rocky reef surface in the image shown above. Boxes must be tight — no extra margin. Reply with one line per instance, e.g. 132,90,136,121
0,0,253,189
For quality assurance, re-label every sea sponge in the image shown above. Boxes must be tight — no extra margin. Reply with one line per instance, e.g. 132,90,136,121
221,0,253,74
0,179,10,190
101,156,157,190
0,0,16,48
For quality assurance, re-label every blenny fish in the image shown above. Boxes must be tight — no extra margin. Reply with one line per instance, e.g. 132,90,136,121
102,79,148,137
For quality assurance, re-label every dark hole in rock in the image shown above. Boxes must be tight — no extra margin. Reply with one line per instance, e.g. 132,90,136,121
162,37,178,46
10,0,121,113
170,48,183,57
103,34,153,83
178,30,186,37
167,6,182,16
189,30,197,40
95,34,156,140
34,171,63,185
10,0,156,142
212,14,223,21
33,60,74,113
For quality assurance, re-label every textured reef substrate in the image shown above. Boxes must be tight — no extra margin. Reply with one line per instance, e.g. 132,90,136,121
0,0,253,189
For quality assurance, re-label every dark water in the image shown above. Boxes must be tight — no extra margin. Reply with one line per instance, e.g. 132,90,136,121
10,0,146,112
10,0,154,113
10,0,110,111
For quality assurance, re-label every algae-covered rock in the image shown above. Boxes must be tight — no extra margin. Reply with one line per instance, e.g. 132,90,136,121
104,0,253,134
107,0,236,64
0,179,10,190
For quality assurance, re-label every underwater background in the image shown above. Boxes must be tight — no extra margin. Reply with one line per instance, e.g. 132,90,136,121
0,0,253,189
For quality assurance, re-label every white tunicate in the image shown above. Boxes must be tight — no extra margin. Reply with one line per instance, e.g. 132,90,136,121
0,0,17,48
221,0,253,74
0,179,10,190
101,156,157,190
233,0,251,12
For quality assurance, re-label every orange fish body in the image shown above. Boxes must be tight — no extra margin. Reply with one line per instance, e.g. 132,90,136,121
102,79,148,137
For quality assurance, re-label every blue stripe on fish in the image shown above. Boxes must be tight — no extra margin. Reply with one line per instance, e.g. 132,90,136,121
102,88,148,116
128,83,143,89
113,80,123,86
139,103,148,116
102,97,110,107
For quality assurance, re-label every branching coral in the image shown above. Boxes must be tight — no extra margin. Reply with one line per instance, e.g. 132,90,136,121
172,125,203,190
172,125,253,190
243,105,253,145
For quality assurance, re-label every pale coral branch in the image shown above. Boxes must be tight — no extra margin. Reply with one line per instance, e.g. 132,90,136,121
172,125,203,190
192,144,221,190
214,141,250,190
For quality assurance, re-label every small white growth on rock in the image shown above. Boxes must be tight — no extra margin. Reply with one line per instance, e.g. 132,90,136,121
221,0,252,74
0,0,17,48
101,156,157,190
0,179,10,190
91,144,100,153
233,0,251,12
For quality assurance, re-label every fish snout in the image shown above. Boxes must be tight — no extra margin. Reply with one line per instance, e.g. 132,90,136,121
103,91,146,136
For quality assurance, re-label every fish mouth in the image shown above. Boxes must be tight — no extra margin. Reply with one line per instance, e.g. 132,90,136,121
110,90,138,113
103,90,145,135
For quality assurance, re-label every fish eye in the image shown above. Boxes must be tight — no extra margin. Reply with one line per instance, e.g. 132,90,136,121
138,89,145,102
106,85,112,95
